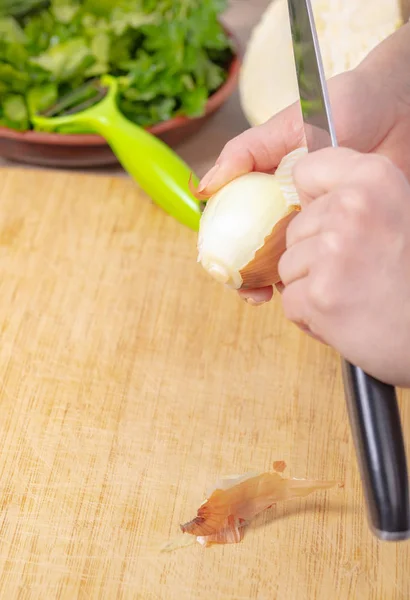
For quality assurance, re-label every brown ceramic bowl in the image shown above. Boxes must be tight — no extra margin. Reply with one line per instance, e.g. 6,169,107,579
0,37,241,168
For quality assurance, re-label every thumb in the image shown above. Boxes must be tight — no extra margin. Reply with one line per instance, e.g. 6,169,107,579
197,102,305,197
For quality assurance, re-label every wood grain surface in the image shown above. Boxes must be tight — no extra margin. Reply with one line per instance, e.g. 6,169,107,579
0,168,408,600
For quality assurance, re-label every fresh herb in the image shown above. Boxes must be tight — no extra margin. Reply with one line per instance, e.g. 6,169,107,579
0,0,233,131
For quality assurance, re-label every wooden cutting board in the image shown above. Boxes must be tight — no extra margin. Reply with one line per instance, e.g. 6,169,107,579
0,167,408,600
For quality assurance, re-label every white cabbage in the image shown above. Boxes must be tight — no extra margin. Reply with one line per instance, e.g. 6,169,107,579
240,0,402,126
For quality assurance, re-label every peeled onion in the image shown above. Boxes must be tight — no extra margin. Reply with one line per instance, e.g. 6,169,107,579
197,147,307,290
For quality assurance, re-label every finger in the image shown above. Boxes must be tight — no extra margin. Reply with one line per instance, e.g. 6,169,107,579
281,278,312,329
278,236,323,287
238,286,274,306
286,191,335,248
295,322,326,344
197,102,305,196
281,280,328,344
293,147,360,207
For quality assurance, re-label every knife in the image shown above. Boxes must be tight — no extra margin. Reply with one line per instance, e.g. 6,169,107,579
287,0,410,541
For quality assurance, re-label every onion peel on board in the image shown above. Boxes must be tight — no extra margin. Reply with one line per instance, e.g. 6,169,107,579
177,462,339,547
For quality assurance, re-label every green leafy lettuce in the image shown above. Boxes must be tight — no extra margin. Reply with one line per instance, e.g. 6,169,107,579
0,0,233,131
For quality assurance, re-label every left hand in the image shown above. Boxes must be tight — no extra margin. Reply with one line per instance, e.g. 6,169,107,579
278,147,410,387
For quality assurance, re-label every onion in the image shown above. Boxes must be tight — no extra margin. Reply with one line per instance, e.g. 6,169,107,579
197,147,307,289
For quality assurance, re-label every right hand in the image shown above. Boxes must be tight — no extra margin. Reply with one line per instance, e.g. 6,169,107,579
279,147,410,385
196,23,410,305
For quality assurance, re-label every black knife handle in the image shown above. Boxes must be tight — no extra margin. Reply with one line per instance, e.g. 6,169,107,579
342,360,410,540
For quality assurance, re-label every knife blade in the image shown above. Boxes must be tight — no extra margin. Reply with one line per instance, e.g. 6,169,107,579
287,0,410,541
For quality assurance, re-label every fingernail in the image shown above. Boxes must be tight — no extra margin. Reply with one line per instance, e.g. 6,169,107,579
198,164,220,193
244,297,266,306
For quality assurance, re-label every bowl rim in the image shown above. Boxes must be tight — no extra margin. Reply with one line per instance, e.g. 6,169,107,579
0,30,241,147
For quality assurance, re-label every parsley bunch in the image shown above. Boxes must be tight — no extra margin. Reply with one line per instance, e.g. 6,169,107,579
0,0,233,130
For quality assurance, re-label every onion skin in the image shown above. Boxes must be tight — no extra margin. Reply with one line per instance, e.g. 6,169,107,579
239,206,300,288
180,471,338,537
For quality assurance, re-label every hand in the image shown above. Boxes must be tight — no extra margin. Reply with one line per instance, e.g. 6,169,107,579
197,22,410,304
279,147,410,387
